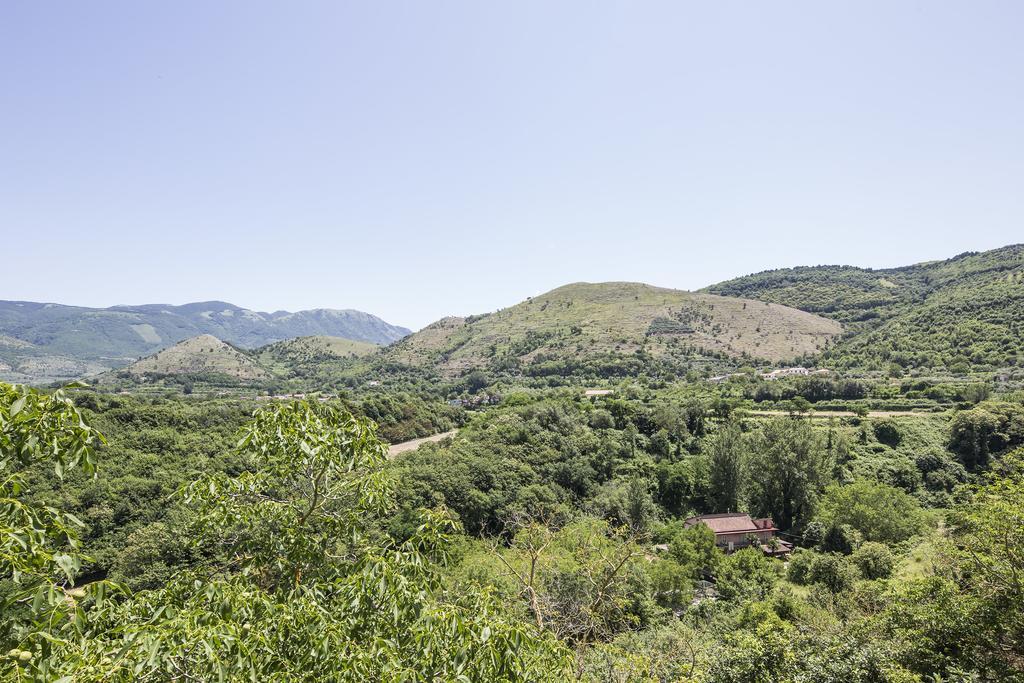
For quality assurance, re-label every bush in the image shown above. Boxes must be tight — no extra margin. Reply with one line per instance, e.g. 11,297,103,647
807,553,860,593
819,523,861,554
815,480,931,545
786,549,818,585
851,541,895,580
716,548,780,600
872,419,902,447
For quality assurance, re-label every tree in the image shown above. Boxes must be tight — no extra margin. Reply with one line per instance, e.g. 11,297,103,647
815,479,931,545
745,418,832,531
464,370,490,394
944,450,1024,675
879,451,1024,679
488,516,651,646
948,402,1024,471
706,417,745,512
715,548,780,600
851,542,895,580
16,400,570,681
1,383,106,667
667,523,720,578
806,553,859,593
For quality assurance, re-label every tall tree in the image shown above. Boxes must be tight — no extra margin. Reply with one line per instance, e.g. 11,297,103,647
706,417,746,512
745,417,832,531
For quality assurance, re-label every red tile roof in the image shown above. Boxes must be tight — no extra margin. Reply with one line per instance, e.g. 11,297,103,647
685,513,777,535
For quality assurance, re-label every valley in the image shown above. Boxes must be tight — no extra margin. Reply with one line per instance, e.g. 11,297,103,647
4,244,1024,681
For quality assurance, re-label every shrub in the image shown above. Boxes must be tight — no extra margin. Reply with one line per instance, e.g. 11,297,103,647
851,541,895,580
815,480,931,545
786,549,818,585
807,553,860,593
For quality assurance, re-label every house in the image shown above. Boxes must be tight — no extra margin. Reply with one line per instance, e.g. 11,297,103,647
684,513,792,557
584,389,615,397
762,367,810,381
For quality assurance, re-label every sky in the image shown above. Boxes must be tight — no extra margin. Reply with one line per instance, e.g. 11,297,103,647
2,1,1023,330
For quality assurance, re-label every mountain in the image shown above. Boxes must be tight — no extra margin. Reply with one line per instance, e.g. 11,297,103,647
256,335,380,366
117,335,271,382
100,334,381,389
0,300,410,384
381,282,841,378
705,244,1024,371
255,336,381,382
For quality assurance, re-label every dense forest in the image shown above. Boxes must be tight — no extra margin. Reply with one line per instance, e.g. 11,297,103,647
3,376,1023,680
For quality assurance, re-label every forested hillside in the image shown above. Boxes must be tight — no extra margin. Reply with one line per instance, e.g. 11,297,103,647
706,244,1024,371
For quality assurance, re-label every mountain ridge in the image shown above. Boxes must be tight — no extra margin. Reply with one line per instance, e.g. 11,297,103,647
0,300,410,384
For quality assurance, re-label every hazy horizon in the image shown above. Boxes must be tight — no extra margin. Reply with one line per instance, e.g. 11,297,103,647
4,2,1023,329
3,240,1021,332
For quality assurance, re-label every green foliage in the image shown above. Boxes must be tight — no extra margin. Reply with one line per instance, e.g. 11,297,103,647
714,548,780,600
12,398,570,681
948,401,1024,471
876,451,1024,679
706,416,744,512
4,378,1022,680
706,244,1024,372
815,479,932,544
667,522,720,578
352,391,463,443
464,517,655,645
1,384,107,670
391,397,682,534
851,541,896,579
184,401,393,589
745,417,832,530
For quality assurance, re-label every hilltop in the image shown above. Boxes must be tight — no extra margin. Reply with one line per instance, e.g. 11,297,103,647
256,335,380,366
382,282,841,379
103,334,383,389
254,336,381,386
705,244,1024,371
115,335,271,382
0,300,409,384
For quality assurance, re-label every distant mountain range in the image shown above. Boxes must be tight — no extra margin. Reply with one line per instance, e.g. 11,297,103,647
0,300,410,384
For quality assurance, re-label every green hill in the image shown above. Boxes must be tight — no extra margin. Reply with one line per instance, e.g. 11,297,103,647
383,282,841,379
115,335,272,382
257,336,380,365
254,335,381,384
705,244,1024,371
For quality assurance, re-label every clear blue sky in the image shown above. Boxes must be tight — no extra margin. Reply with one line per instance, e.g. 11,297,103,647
2,2,1022,330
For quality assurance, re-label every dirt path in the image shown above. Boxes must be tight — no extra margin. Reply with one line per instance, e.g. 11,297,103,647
387,430,458,458
745,409,939,419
